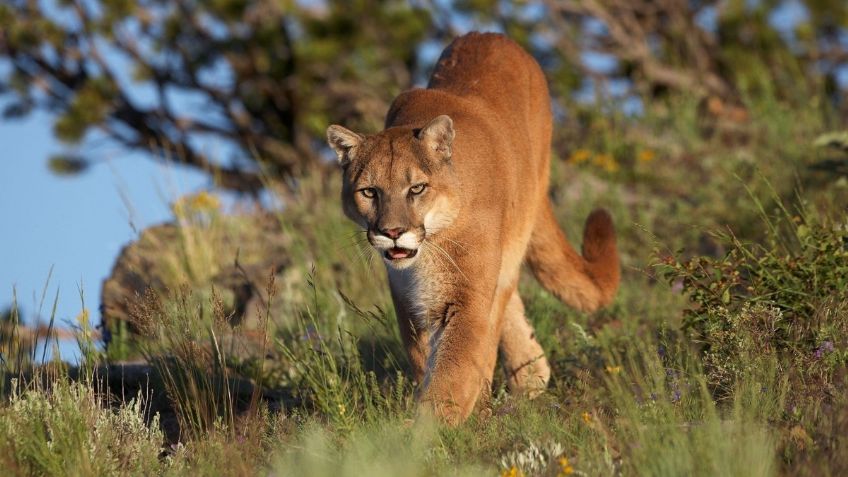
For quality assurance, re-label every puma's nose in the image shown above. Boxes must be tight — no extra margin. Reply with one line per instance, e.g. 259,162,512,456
380,227,406,239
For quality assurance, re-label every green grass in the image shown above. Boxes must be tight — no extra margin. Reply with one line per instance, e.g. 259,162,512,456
1,94,847,476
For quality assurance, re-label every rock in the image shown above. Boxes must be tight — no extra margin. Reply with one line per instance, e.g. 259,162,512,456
99,212,290,347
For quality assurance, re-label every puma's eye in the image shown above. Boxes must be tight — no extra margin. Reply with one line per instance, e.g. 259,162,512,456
360,188,377,199
409,183,427,195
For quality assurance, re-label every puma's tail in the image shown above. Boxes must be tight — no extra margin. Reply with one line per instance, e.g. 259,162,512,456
526,202,620,312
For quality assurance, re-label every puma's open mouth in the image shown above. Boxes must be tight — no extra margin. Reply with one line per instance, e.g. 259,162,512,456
385,247,418,260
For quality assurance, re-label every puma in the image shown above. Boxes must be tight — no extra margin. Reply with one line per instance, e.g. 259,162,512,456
326,32,620,424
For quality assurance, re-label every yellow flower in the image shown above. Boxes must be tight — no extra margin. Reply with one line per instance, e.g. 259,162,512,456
558,456,575,476
500,466,524,477
568,148,592,164
337,403,346,415
172,191,222,218
592,153,619,173
76,308,91,329
187,191,221,211
605,365,622,375
581,411,592,424
637,149,656,163
77,308,91,339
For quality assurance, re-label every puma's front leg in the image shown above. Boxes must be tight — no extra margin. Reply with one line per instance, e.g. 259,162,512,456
419,293,504,424
389,281,430,385
396,308,429,385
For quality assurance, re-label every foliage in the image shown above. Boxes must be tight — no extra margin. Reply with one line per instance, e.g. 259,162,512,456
271,420,487,477
0,380,165,476
1,183,848,475
131,285,261,441
276,278,413,431
3,1,848,193
0,0,435,192
655,204,848,398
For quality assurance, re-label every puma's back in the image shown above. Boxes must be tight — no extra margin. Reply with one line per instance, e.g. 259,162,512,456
386,32,553,199
427,32,546,128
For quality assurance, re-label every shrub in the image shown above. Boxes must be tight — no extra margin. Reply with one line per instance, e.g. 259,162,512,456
277,275,413,431
656,202,848,398
0,379,164,476
131,286,257,441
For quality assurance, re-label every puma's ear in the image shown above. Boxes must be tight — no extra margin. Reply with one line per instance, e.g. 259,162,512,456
418,115,455,161
326,125,363,166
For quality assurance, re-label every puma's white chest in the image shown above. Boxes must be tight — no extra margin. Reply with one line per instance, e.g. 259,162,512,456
387,265,441,327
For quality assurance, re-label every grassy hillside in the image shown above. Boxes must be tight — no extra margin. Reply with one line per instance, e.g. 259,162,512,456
1,95,846,476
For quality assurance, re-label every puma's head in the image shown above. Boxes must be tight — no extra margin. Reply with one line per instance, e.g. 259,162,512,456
326,115,460,269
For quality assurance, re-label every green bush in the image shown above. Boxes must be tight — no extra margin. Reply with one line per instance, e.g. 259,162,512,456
656,203,848,399
0,380,164,476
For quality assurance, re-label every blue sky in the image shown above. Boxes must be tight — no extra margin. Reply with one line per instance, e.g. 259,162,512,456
0,110,207,357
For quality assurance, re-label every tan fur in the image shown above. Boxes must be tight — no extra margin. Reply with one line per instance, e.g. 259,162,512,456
327,33,620,424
